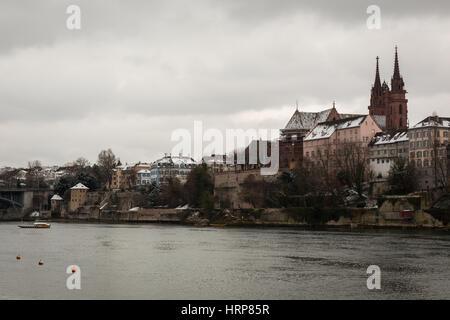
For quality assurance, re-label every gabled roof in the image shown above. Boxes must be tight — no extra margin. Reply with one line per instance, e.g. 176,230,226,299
412,116,450,129
51,194,63,201
71,183,89,190
283,108,333,131
369,130,409,146
304,115,367,141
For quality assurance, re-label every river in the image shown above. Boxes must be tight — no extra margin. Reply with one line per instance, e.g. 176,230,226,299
0,222,449,299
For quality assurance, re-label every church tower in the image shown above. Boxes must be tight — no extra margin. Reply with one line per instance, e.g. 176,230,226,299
387,46,408,130
368,56,386,116
368,46,408,131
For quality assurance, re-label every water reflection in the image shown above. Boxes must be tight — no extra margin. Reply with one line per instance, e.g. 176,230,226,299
0,222,449,299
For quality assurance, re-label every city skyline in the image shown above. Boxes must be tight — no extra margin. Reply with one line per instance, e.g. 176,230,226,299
1,1,450,167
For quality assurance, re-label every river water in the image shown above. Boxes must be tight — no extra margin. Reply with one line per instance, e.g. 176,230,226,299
0,222,449,299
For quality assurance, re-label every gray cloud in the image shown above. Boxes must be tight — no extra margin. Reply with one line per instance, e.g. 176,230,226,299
0,0,449,166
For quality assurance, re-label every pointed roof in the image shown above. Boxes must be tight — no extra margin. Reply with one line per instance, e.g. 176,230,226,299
283,108,333,131
51,194,63,201
393,46,401,79
71,183,89,190
374,56,382,89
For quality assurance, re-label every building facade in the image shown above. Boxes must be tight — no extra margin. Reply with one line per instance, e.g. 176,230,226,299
303,115,383,172
368,47,408,131
149,154,198,185
110,164,135,190
136,169,152,186
280,104,343,170
69,183,89,212
408,115,450,190
368,131,409,179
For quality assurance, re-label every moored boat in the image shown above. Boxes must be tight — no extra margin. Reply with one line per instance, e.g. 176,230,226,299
18,222,51,229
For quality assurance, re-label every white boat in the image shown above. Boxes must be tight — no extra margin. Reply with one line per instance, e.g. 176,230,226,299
18,222,51,229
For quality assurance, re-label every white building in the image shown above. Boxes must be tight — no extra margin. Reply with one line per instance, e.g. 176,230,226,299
149,154,198,185
136,169,152,186
368,131,409,179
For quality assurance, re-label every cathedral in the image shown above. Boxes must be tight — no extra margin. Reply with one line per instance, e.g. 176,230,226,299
368,46,408,131
279,46,409,170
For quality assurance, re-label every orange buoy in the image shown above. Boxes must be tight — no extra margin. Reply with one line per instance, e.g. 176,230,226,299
71,267,76,273
16,255,21,260
38,260,44,265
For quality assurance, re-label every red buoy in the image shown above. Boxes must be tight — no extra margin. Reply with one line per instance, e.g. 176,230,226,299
38,260,44,265
16,255,21,260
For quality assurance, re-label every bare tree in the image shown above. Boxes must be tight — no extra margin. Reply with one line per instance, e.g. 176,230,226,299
97,149,117,188
313,144,341,197
334,141,371,196
26,160,45,189
75,157,90,168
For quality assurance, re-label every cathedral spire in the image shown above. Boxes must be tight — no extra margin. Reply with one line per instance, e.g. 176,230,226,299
393,46,401,79
391,45,405,93
374,56,381,89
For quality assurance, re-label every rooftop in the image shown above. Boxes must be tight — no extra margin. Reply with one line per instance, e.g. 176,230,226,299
71,183,89,190
283,108,333,131
304,116,367,141
369,130,409,146
412,116,450,129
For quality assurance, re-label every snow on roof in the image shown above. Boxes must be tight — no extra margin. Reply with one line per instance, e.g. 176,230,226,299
304,116,367,141
371,131,409,146
203,155,226,165
71,183,89,190
137,169,151,174
412,116,450,129
283,108,333,131
51,194,63,201
153,155,198,166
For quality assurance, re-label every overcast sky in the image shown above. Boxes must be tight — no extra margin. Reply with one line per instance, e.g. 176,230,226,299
1,0,449,167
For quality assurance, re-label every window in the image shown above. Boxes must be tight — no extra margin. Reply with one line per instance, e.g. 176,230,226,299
417,159,422,167
399,104,402,114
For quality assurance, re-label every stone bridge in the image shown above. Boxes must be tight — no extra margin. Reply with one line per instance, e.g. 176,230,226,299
0,188,53,213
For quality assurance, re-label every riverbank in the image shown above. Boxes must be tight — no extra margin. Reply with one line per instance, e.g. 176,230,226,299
5,206,448,231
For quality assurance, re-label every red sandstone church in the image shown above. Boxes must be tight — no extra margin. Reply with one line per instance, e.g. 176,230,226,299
368,46,408,131
280,47,408,170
